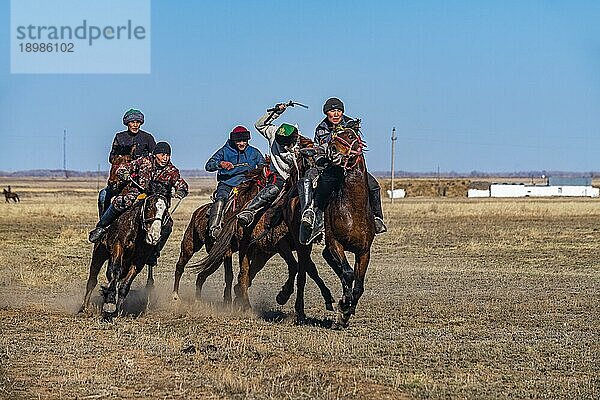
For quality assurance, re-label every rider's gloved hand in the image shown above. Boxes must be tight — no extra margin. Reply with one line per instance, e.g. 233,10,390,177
174,189,187,200
219,161,234,170
276,102,288,113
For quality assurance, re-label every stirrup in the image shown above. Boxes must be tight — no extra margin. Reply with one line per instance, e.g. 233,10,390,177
237,210,255,228
374,217,387,234
301,209,315,228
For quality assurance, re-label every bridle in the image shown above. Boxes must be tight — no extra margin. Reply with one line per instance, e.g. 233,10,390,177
329,128,366,171
140,193,169,232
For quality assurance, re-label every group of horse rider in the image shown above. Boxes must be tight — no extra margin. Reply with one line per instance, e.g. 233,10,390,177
88,98,387,264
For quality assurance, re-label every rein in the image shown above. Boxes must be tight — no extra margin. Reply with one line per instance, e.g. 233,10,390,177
330,128,365,170
140,194,169,232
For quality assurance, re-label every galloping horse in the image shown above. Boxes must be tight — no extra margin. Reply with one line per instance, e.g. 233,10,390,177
175,165,333,313
193,138,336,321
172,166,265,304
80,192,169,321
321,124,375,328
3,186,19,203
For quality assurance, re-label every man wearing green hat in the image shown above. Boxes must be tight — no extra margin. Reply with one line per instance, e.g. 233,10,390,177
237,103,299,227
97,108,156,218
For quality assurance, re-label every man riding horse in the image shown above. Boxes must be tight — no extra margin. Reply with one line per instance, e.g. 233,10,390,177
299,97,387,243
237,102,299,228
89,141,188,265
98,109,157,216
205,126,265,238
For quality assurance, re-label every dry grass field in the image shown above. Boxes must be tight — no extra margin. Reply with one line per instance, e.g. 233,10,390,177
1,178,599,399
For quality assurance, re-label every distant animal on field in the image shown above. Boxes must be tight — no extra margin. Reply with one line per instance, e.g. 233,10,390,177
4,186,20,203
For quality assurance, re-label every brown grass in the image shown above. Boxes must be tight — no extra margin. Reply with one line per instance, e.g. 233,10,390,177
0,179,599,399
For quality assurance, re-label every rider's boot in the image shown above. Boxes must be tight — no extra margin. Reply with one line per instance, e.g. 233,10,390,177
298,177,315,227
208,198,226,238
237,185,280,228
369,187,387,234
89,204,123,243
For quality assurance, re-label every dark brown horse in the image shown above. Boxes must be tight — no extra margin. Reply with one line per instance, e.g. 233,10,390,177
80,193,169,321
192,137,335,321
3,186,19,203
181,165,334,314
172,166,264,304
321,125,375,327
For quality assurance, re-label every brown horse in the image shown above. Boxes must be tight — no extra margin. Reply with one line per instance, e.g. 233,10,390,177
180,165,334,314
172,167,263,304
192,137,335,321
3,186,19,203
80,193,169,321
98,145,136,218
321,125,375,328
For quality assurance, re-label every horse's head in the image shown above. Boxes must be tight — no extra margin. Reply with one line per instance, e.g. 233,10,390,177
140,194,168,245
328,125,365,170
108,145,136,185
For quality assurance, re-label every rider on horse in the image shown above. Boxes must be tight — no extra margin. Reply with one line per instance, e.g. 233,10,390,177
98,109,157,216
89,141,188,264
237,103,298,228
205,126,265,238
299,97,387,241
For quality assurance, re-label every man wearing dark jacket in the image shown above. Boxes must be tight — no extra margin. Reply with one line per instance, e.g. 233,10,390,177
205,126,265,237
98,109,156,217
299,98,387,244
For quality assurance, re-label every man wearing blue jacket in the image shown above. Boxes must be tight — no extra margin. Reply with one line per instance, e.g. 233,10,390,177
205,125,265,238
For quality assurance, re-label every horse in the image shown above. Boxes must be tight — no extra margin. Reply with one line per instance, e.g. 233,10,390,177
79,192,169,321
320,124,375,328
192,137,336,322
178,165,334,315
3,186,20,203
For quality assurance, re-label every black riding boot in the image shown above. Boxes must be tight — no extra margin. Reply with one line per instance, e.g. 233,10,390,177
298,177,315,227
208,198,226,238
367,179,387,234
237,185,280,228
89,204,123,243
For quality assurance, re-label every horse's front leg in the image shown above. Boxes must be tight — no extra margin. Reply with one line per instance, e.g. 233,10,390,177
275,239,298,307
349,251,370,317
116,263,140,316
322,241,354,327
233,249,252,311
101,259,121,322
298,245,335,312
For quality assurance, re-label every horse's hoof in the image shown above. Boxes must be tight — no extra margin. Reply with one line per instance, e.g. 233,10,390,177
325,302,334,312
336,312,351,329
294,314,306,325
276,290,292,306
102,302,116,313
172,292,180,302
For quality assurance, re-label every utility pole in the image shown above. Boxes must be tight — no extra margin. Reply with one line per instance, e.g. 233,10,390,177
390,127,397,203
63,129,67,179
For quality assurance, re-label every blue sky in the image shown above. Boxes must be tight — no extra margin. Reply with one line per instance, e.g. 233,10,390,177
2,1,600,173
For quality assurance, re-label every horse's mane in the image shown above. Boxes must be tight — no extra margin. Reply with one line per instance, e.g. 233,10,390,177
233,164,269,197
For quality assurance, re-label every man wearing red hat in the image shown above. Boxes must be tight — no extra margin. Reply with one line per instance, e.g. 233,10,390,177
205,126,265,238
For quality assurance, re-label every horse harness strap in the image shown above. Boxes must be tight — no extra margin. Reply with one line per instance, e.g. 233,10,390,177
331,128,365,171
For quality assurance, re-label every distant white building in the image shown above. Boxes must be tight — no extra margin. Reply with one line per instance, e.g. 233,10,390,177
387,189,406,199
468,177,599,198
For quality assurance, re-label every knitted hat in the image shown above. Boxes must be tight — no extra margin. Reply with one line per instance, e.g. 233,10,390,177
153,141,171,156
123,109,145,125
323,98,344,114
230,125,251,141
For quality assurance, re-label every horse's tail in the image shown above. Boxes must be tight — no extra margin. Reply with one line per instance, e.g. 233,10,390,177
186,216,238,274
